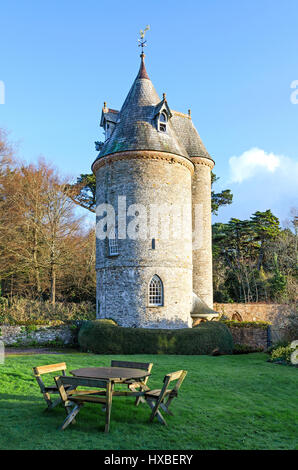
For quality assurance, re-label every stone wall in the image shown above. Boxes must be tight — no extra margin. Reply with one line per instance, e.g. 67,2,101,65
0,322,270,351
97,266,192,329
228,325,269,350
0,324,77,347
214,303,289,322
192,157,214,309
95,152,193,328
214,303,297,343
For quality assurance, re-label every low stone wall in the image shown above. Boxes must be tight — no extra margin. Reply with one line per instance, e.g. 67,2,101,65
214,303,296,343
228,325,269,350
214,303,284,322
0,321,269,351
0,324,77,347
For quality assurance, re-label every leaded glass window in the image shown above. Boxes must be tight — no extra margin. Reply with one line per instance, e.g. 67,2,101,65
148,275,163,306
108,229,119,256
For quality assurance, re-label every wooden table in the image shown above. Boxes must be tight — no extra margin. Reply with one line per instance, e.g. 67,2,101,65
70,367,150,399
70,366,150,382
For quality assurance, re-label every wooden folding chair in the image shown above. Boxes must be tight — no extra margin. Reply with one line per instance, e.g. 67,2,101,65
33,362,75,411
144,370,187,425
110,360,153,406
54,375,113,433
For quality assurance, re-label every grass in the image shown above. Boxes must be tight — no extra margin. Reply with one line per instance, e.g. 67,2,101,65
0,352,297,450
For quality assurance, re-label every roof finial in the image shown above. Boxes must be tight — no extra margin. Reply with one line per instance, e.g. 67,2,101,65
138,25,150,55
163,93,166,101
136,32,150,80
188,109,191,117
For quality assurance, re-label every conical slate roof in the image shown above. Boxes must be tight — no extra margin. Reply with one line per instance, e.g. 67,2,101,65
170,112,211,160
96,54,189,159
93,54,214,164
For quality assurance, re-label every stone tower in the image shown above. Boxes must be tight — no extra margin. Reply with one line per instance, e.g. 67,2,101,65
92,53,215,328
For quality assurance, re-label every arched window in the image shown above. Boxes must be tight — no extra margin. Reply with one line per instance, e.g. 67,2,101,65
148,275,163,306
159,112,167,132
232,312,243,322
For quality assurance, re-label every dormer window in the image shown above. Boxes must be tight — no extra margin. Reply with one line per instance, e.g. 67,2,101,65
159,112,167,132
104,120,116,141
100,105,119,141
105,122,111,140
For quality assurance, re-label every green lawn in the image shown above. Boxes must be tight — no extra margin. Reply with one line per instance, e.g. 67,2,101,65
0,352,297,450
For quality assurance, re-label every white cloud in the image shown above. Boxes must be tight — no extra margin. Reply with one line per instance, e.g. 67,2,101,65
214,148,298,224
229,147,281,183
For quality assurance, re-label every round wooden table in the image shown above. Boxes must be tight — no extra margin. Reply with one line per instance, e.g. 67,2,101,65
70,367,150,383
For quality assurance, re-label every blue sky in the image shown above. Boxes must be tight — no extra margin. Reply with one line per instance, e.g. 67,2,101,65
0,0,297,225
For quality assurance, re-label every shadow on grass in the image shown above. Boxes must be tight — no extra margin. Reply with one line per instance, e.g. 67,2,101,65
0,390,158,434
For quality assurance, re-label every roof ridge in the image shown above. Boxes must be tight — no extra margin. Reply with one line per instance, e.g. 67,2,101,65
171,110,191,119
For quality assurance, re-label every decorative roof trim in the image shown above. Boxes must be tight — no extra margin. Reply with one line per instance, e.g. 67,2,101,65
154,99,173,119
191,156,215,169
92,150,195,174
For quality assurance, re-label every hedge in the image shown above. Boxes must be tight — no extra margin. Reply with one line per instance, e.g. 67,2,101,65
220,320,270,329
78,320,234,355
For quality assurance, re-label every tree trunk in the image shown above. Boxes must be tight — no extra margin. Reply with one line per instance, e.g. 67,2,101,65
10,274,13,303
50,264,56,305
257,244,264,271
33,226,41,295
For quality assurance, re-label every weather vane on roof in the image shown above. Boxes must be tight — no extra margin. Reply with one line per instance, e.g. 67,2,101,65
138,25,150,54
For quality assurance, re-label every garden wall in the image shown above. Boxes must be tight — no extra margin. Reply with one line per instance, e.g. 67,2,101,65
227,325,269,350
0,321,270,351
214,303,296,343
214,303,282,322
0,324,77,347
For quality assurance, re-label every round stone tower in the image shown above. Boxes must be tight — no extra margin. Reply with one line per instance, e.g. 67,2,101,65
192,157,214,308
92,53,216,328
170,110,215,309
92,54,194,328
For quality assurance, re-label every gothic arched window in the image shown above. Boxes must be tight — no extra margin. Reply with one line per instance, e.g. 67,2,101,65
148,275,163,306
159,112,167,132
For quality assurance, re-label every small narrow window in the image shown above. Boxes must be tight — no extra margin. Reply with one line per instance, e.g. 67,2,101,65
108,229,119,256
159,112,167,132
105,122,111,140
148,275,163,306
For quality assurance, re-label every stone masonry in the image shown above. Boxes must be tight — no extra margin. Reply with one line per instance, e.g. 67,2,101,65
95,154,193,328
92,53,215,328
192,157,214,308
0,324,76,346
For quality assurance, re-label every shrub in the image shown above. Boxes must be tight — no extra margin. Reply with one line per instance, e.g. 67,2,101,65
266,340,289,355
269,345,293,364
266,339,298,368
220,320,270,329
0,298,96,325
78,320,234,355
233,343,264,354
